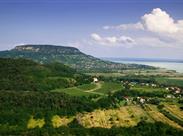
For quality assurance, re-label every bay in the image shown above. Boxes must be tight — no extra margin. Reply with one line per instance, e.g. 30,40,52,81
104,58,183,73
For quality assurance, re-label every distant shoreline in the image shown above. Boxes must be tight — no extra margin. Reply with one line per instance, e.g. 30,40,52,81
101,57,183,63
101,57,183,73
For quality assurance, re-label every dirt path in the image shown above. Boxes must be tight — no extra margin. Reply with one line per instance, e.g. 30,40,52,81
85,83,102,92
85,82,105,95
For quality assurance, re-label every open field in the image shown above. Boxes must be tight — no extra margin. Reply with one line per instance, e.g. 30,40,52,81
77,83,97,90
144,104,183,130
155,77,183,87
25,104,183,130
51,87,93,96
25,105,151,128
51,83,101,96
77,106,140,128
86,68,183,77
51,82,122,96
132,86,167,93
93,82,122,94
51,84,96,96
163,104,183,120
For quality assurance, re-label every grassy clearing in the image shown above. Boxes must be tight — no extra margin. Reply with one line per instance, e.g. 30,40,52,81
94,82,122,94
168,77,183,80
85,72,126,77
76,105,151,128
25,105,183,130
163,104,183,120
77,107,134,128
25,106,150,129
144,104,183,130
132,86,167,93
77,83,96,90
27,116,45,129
156,78,183,87
51,83,97,95
52,87,92,96
86,68,182,77
51,82,122,96
52,115,73,128
160,109,183,127
126,105,153,123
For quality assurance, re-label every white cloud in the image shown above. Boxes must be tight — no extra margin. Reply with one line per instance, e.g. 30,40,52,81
91,33,102,41
136,37,171,48
91,33,135,46
142,8,178,34
102,8,183,49
103,22,144,30
104,8,183,34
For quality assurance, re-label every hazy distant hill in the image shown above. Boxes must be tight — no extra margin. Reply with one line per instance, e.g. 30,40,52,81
0,45,154,72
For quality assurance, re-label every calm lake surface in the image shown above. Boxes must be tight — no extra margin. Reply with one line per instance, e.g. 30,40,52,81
106,59,183,73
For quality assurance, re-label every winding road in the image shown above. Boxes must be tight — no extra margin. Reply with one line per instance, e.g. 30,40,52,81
84,82,105,95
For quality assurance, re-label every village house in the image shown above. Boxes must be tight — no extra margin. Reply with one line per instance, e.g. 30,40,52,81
136,97,146,104
166,94,175,99
123,96,129,102
131,82,137,85
140,98,145,104
151,84,157,87
169,87,182,94
175,90,181,94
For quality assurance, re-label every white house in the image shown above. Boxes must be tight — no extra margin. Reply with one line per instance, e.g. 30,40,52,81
166,94,175,98
93,77,98,83
139,98,145,104
123,96,129,102
175,90,181,94
151,84,157,87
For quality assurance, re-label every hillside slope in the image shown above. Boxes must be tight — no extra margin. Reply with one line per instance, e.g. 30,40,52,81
0,58,91,91
0,45,155,72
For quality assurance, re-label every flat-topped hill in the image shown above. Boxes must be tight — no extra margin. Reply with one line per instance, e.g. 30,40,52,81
0,44,155,72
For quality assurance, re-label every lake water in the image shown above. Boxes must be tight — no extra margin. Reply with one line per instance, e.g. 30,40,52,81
108,60,183,73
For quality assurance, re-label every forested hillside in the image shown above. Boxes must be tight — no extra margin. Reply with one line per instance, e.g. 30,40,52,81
0,58,92,91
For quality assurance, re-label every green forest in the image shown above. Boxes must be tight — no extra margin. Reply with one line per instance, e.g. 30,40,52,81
0,58,92,91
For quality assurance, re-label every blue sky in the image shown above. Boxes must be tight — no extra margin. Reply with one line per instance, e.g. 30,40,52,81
0,0,183,59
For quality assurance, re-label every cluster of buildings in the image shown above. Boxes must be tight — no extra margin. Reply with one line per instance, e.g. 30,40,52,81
121,81,158,88
166,87,182,94
123,96,149,105
121,82,183,105
165,87,183,98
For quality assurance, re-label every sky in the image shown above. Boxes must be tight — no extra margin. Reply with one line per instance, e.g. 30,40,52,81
0,0,183,59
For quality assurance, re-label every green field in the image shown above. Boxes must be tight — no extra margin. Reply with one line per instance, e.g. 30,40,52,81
93,82,122,94
24,104,183,130
51,84,96,96
144,104,183,130
51,82,122,96
77,83,97,90
132,86,167,93
52,87,92,96
51,81,172,97
156,78,183,87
